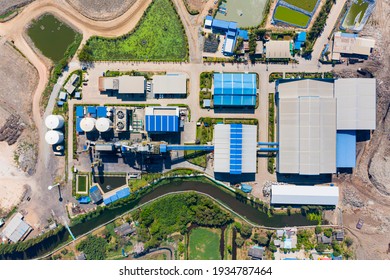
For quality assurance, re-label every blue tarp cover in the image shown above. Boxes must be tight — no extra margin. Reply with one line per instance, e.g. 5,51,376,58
296,32,307,42
78,196,91,204
241,184,253,193
237,29,249,40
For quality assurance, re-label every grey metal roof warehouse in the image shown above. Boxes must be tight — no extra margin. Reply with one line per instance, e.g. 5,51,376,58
271,185,339,206
152,74,187,95
277,79,336,175
1,213,32,243
98,76,146,94
334,78,376,130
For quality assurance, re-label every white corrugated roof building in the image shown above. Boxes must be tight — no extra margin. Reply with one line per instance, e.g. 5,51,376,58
266,40,291,59
271,185,339,206
152,75,187,95
98,76,145,94
332,32,375,59
277,79,336,175
1,213,32,243
276,78,376,175
214,124,257,174
334,78,376,130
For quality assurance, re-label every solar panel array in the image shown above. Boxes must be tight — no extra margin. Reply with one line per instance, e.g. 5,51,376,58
230,124,243,174
145,115,179,132
213,73,257,106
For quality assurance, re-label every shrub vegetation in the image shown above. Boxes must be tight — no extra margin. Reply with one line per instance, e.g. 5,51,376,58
79,0,188,61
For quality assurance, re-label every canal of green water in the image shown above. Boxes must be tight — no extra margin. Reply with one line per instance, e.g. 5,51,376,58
27,14,78,62
0,177,318,260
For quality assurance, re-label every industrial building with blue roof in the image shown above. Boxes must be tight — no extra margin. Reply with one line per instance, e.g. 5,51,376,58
213,73,257,107
145,106,180,133
204,16,249,55
103,188,131,205
213,124,257,175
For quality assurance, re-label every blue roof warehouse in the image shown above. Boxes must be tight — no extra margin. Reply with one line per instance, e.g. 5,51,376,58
213,73,257,107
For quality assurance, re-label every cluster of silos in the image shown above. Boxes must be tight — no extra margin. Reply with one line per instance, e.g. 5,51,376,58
45,115,65,146
80,117,112,133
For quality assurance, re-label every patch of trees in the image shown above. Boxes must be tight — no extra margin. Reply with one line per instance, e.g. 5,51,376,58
303,0,334,56
132,193,233,250
0,226,66,260
76,235,107,260
234,222,252,239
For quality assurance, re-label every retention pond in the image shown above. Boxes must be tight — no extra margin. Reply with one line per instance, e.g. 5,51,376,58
27,14,78,62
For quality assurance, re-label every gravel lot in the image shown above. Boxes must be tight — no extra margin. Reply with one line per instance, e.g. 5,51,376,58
66,0,137,21
0,0,34,14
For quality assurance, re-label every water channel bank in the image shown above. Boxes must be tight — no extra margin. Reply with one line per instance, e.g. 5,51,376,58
0,177,317,260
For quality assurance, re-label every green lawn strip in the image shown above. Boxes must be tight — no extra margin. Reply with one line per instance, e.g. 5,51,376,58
184,149,208,168
0,9,17,20
77,175,88,193
80,0,188,61
284,0,318,13
267,93,275,174
189,227,221,260
274,6,311,27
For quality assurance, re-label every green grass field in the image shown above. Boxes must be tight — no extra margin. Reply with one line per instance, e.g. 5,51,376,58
284,0,318,13
342,0,369,28
77,175,88,193
189,228,221,260
274,6,311,27
81,0,188,61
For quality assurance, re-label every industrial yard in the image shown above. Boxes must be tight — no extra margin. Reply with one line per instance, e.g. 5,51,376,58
0,0,389,262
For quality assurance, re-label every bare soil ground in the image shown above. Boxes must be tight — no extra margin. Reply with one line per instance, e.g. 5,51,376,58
0,42,39,215
0,0,34,14
65,0,137,21
333,0,390,260
0,42,38,125
185,0,208,12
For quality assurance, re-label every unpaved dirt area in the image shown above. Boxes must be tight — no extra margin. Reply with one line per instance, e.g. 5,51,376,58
65,0,137,21
0,0,33,14
185,0,208,12
333,0,390,260
0,42,39,215
0,42,38,125
0,142,33,215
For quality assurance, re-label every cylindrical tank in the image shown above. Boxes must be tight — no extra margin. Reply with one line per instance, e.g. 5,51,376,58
80,117,96,132
45,130,64,145
45,115,64,130
95,118,112,132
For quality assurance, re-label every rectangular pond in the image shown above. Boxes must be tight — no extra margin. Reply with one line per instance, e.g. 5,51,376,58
215,0,268,27
342,0,370,29
27,14,78,62
93,175,128,193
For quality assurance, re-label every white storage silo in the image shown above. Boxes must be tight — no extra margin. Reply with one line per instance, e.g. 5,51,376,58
80,117,96,132
45,130,64,145
45,115,65,130
95,118,112,132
